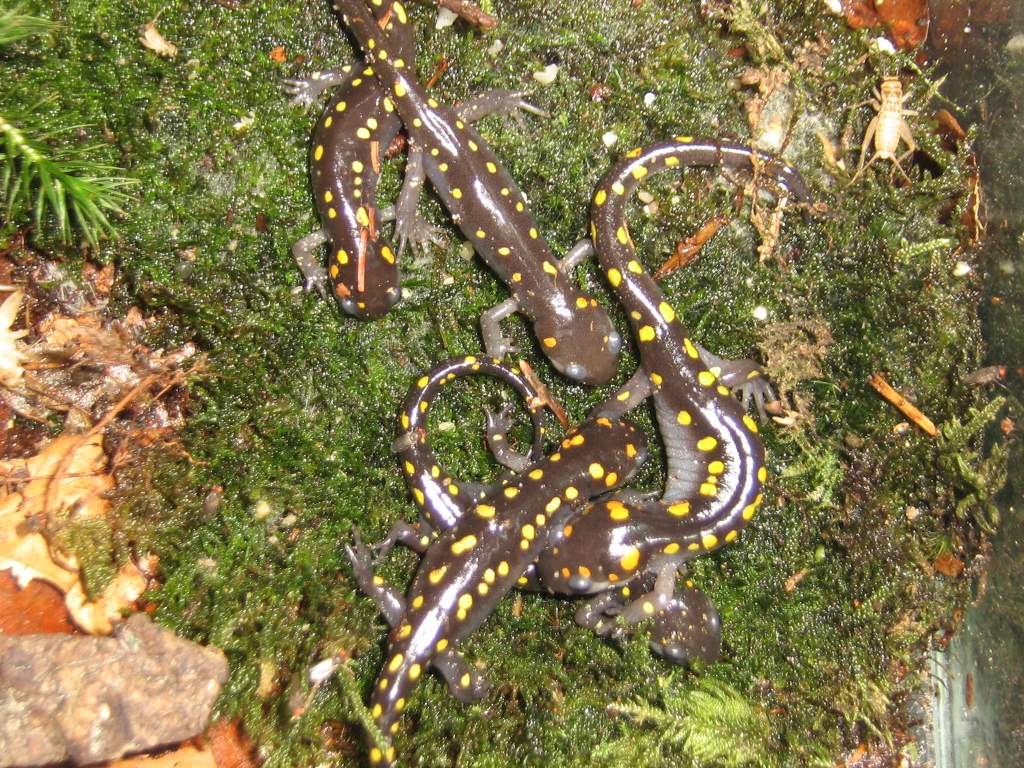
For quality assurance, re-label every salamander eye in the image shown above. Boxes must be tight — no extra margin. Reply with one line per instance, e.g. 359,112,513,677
339,297,359,315
607,330,622,355
564,362,587,381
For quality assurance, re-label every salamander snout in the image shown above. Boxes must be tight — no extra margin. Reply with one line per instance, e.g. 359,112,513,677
607,329,622,355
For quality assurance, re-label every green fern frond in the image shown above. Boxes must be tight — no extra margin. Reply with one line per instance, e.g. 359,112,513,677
0,113,136,247
0,4,55,46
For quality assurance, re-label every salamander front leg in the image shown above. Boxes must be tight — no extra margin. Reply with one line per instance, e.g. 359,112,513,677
432,649,490,703
455,89,549,128
379,149,445,257
292,228,331,299
591,367,654,421
481,298,520,359
693,341,777,418
283,67,353,108
344,530,406,627
484,402,534,473
369,518,436,559
575,591,625,638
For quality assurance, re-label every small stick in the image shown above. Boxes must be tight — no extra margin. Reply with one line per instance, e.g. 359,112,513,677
370,139,381,175
518,358,569,430
424,0,498,30
424,56,450,90
867,372,937,437
652,215,728,280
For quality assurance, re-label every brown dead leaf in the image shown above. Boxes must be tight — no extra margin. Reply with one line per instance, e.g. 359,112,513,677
0,568,74,634
653,215,728,279
841,0,929,50
140,18,178,58
934,552,965,577
268,45,287,63
105,743,216,768
205,719,259,768
0,433,148,634
784,568,808,592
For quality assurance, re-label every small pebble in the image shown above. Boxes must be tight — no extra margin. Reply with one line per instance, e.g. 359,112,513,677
752,305,769,321
309,657,340,685
602,130,618,148
1007,33,1024,54
254,499,272,520
823,0,843,13
872,36,896,54
487,39,504,57
279,513,297,528
435,7,458,29
643,92,656,106
533,63,559,85
952,261,972,277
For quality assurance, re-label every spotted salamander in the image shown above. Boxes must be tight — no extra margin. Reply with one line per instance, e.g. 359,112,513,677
521,137,810,632
346,413,646,765
289,2,423,318
330,0,623,384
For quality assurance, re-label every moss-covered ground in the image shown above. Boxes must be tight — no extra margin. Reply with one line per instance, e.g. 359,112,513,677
2,0,1020,765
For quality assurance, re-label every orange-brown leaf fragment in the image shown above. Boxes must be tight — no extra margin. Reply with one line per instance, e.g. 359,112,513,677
269,45,287,63
205,719,259,768
934,552,965,577
0,568,74,635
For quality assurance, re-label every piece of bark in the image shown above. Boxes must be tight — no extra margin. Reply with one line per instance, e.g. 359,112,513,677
0,613,228,767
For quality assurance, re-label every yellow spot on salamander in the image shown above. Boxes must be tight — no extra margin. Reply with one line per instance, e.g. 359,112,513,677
546,497,560,513
543,337,557,348
743,414,759,433
607,268,622,287
708,460,725,475
529,468,543,480
619,547,640,571
676,135,694,143
677,410,691,425
458,593,473,610
436,638,448,652
504,486,520,499
335,101,347,112
498,561,510,576
564,486,579,500
631,164,648,179
419,400,428,413
451,187,463,199
650,372,663,386
356,207,370,227
542,260,557,275
460,673,471,687
394,82,406,97
486,161,497,173
659,302,676,322
638,325,656,342
499,246,511,256
616,226,629,245
576,297,589,308
428,565,447,584
627,260,642,273
665,156,680,167
401,413,410,429
663,542,680,554
594,189,607,205
612,181,625,195
404,460,414,474
381,245,395,264
668,501,691,517
413,488,425,505
605,471,618,486
700,482,717,496
324,190,333,203
607,500,629,521
367,117,378,130
512,272,522,282
408,663,421,680
589,463,605,479
683,338,700,359
516,201,525,211
758,466,767,482
395,697,405,711
698,370,716,386
522,523,535,541
483,568,495,584
412,595,423,608
372,703,382,718
725,530,738,542
388,653,404,672
702,533,719,549
327,208,337,219
314,145,324,160
475,503,495,519
371,748,382,763
393,0,407,23
356,127,371,139
468,140,479,151
529,227,539,239
451,534,477,555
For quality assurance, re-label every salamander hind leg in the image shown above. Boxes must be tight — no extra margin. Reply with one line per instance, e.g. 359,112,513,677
283,66,353,108
484,402,536,473
432,649,490,703
648,586,722,665
380,149,445,257
455,89,549,127
292,228,331,299
344,530,407,627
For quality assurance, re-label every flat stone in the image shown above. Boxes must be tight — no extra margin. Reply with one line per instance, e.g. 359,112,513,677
0,613,228,767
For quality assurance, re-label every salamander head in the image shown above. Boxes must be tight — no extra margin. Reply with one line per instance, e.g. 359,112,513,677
333,251,402,319
532,305,622,385
336,283,401,319
649,587,721,665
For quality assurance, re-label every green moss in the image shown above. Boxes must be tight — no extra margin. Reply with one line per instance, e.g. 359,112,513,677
4,0,1018,765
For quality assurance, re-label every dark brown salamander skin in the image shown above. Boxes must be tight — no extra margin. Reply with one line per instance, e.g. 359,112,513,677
331,0,622,384
346,415,646,765
294,3,415,318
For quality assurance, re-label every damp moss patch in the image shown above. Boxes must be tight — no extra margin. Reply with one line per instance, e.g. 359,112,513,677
3,0,1017,765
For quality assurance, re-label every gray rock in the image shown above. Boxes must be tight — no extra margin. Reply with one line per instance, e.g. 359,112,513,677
0,613,228,767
